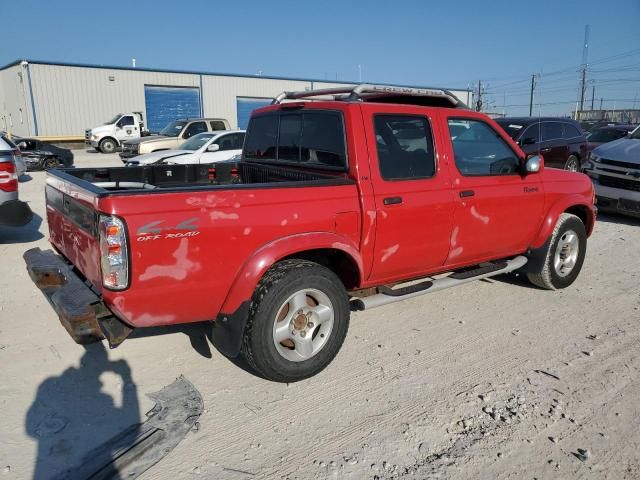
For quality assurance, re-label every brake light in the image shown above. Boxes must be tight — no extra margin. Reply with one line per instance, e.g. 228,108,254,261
99,215,129,289
0,161,18,192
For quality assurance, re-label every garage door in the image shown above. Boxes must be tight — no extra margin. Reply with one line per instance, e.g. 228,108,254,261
236,97,272,129
144,86,201,133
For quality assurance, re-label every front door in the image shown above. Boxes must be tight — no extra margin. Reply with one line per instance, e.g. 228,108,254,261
115,115,138,141
200,132,246,164
362,106,455,283
443,116,544,266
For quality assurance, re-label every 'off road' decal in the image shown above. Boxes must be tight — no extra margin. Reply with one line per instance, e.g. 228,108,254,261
137,218,200,241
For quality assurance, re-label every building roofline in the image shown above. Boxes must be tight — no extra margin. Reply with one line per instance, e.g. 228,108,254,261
1,59,472,93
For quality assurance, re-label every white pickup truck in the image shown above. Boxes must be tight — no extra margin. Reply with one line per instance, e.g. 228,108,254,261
85,112,148,153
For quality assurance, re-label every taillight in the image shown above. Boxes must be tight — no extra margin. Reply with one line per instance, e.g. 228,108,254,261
0,161,18,193
99,215,129,290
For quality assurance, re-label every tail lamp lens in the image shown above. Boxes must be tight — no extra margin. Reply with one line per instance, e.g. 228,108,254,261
0,161,18,192
99,215,128,289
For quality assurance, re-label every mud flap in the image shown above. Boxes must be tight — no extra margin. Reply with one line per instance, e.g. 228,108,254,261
52,375,203,480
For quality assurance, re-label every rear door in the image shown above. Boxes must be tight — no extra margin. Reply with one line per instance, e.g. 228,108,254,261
443,115,544,265
540,121,568,168
362,105,455,282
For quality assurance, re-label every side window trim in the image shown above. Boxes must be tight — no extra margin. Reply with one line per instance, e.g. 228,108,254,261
373,113,437,182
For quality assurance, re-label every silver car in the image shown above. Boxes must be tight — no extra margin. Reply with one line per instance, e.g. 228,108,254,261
583,125,640,218
0,136,33,226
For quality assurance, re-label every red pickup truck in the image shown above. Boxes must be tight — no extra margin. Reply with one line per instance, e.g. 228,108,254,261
25,85,596,382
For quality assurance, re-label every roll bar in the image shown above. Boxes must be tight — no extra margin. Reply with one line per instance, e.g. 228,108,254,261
272,83,467,108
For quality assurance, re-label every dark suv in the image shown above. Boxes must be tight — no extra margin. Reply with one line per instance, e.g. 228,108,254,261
495,117,587,171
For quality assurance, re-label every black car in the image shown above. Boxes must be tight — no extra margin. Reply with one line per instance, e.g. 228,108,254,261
579,120,626,132
14,138,74,171
495,117,588,171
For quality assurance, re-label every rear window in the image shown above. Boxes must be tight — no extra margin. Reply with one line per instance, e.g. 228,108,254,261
563,123,583,139
243,111,347,169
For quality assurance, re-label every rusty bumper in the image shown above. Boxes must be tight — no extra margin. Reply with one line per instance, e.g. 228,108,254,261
23,248,132,347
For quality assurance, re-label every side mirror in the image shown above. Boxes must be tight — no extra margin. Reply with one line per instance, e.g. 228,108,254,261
521,137,537,145
207,143,220,152
525,154,542,173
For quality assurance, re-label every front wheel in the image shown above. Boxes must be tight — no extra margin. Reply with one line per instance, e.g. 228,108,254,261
99,138,117,154
42,157,59,170
241,259,350,382
527,213,587,290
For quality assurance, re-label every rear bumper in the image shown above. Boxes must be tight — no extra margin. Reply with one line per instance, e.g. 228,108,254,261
0,199,33,227
23,248,133,347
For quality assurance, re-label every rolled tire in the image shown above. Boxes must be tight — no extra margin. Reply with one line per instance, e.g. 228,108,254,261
241,259,350,382
564,155,580,172
99,138,117,154
526,213,587,290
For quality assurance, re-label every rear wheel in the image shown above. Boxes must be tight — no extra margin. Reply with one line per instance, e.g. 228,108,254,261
99,138,117,154
564,155,580,172
527,213,587,290
241,259,350,382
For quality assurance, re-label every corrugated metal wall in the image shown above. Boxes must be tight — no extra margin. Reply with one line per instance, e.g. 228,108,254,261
0,64,33,137
0,62,472,137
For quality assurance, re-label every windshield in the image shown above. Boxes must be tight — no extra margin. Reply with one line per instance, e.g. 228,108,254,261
104,114,123,125
630,127,640,140
587,129,627,143
179,133,215,151
495,121,524,140
159,120,187,137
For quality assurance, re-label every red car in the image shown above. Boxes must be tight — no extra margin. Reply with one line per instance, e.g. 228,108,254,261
25,85,596,382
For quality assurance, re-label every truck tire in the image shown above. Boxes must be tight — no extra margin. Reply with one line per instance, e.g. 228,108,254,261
99,138,117,154
526,213,587,290
241,259,350,382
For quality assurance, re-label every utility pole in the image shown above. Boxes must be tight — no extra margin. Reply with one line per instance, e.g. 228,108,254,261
475,80,483,112
529,74,537,116
591,85,595,110
579,25,590,112
600,97,603,110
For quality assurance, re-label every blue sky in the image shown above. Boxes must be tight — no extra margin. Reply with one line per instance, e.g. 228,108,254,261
4,0,640,116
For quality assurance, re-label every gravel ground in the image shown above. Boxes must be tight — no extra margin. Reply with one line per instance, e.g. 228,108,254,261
1,149,639,479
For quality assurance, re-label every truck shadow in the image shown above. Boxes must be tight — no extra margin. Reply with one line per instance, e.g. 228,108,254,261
25,343,140,480
129,323,262,378
0,212,43,244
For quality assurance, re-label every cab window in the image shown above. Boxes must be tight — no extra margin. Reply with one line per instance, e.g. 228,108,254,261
374,115,435,180
183,121,207,139
448,119,520,176
117,116,134,128
210,120,227,131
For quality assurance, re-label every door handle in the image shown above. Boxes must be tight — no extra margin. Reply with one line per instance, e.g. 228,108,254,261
383,196,403,205
459,190,475,198
540,148,551,153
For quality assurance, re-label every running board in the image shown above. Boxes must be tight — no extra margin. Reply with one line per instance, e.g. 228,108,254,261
351,256,528,311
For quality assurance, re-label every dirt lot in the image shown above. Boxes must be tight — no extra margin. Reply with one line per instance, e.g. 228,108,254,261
1,150,639,479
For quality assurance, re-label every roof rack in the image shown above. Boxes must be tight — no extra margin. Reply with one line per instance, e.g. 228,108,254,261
272,83,467,109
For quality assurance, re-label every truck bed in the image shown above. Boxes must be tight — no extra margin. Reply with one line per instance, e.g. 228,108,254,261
54,161,352,195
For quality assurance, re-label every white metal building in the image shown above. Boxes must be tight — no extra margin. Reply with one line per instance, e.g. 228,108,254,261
0,59,472,139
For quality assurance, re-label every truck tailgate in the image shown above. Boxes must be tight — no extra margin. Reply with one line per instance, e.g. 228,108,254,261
45,178,103,292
